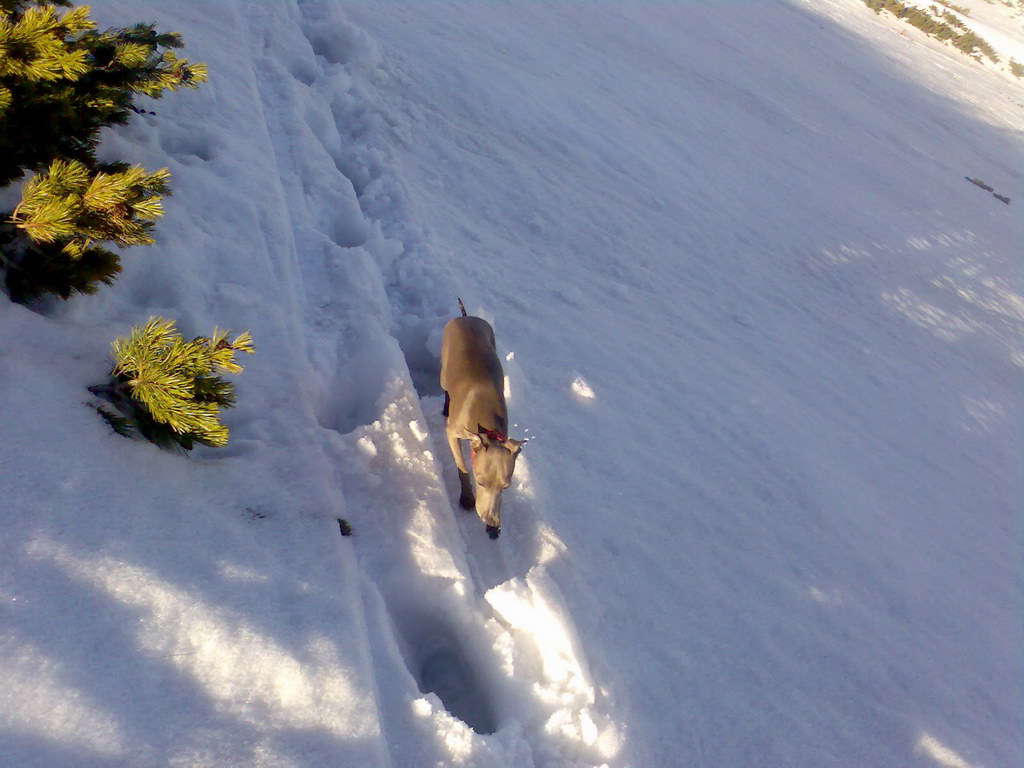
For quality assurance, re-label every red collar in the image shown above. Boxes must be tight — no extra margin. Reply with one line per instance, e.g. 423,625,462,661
481,427,507,443
470,428,506,467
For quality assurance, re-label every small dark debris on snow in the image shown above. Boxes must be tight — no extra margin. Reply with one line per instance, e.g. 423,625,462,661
337,518,353,536
966,176,994,192
966,176,1011,205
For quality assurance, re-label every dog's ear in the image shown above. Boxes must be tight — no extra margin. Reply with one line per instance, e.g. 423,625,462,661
504,438,525,455
460,426,486,452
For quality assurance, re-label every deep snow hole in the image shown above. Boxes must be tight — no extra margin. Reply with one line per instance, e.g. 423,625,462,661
393,608,498,735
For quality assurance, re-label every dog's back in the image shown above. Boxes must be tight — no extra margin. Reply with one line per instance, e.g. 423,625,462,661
440,316,507,434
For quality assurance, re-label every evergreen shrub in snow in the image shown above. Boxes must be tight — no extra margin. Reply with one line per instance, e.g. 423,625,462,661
861,0,999,63
0,0,207,183
0,0,206,300
91,317,255,450
2,158,169,299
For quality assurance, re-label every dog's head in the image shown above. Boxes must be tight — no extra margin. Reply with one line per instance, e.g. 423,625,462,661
463,427,523,537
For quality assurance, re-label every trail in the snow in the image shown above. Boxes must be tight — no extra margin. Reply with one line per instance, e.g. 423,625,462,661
237,2,625,765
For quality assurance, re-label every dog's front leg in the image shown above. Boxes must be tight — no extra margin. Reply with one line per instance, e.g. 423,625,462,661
447,430,475,509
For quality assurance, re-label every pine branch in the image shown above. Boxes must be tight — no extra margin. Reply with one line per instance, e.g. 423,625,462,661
9,159,169,259
99,318,255,450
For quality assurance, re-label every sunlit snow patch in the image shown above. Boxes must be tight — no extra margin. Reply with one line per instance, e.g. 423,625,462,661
26,538,376,742
571,376,596,400
409,418,429,443
882,288,980,342
486,567,621,764
1,638,127,759
916,733,979,768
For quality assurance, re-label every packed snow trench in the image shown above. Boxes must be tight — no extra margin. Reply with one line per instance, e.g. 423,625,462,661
1,1,1020,767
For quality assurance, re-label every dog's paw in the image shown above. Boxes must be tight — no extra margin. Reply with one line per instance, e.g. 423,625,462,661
459,494,475,510
486,525,500,540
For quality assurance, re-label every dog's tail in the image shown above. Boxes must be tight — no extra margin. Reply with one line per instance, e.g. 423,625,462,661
457,297,467,317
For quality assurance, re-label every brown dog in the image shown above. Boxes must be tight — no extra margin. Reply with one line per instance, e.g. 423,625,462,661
440,301,524,539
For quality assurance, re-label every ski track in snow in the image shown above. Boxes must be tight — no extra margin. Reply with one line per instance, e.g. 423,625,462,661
240,2,622,766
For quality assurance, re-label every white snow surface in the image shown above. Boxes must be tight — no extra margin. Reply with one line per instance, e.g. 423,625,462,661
1,1,1020,767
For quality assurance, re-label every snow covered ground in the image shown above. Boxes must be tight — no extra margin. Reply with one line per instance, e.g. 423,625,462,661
1,1,1020,767
927,0,1024,76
